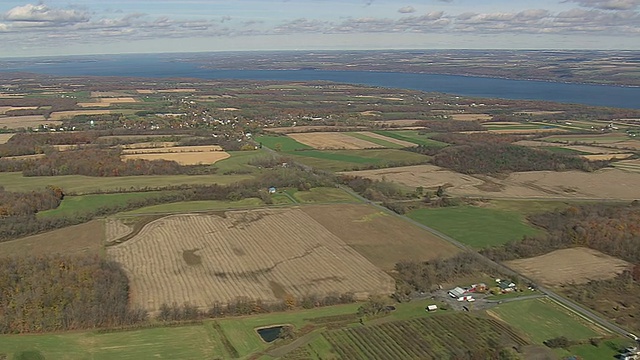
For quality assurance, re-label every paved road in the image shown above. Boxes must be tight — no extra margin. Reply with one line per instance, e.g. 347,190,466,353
337,185,634,338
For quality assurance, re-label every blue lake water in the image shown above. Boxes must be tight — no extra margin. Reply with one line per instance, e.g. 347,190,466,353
1,54,638,109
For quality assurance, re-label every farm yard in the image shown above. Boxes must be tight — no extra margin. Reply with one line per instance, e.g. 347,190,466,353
107,207,396,312
505,247,631,286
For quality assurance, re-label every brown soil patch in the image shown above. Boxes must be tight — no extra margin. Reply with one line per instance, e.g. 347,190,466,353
49,110,112,121
0,133,15,144
356,131,416,147
157,88,197,93
581,153,633,161
450,113,492,121
340,164,484,190
302,204,459,270
0,220,104,256
288,132,382,149
0,115,61,129
77,102,111,108
359,111,382,116
516,111,564,115
505,247,631,286
218,107,239,111
105,218,133,243
612,140,640,150
2,154,45,160
107,208,395,311
98,97,138,104
374,119,424,126
122,151,230,165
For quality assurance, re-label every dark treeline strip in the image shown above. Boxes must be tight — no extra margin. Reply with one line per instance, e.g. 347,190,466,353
433,143,609,174
0,186,64,217
0,167,335,241
430,133,527,145
482,202,640,264
0,254,147,334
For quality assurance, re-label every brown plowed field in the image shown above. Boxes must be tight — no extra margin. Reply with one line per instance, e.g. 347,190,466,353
505,247,631,286
49,110,112,120
107,207,396,311
0,115,60,129
0,133,15,144
121,145,229,165
288,132,382,149
302,204,459,270
356,131,416,147
340,165,484,190
0,220,104,256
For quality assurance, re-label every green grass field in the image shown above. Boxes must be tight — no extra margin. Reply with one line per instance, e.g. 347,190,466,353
490,298,604,344
373,130,448,147
255,135,312,151
119,198,264,215
292,187,361,203
0,172,252,194
213,150,263,174
407,205,544,248
286,149,429,171
38,191,172,218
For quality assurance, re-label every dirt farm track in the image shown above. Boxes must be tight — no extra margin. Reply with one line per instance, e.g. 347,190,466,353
108,208,396,312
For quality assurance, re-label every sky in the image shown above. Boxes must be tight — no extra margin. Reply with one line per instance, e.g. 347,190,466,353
0,0,639,57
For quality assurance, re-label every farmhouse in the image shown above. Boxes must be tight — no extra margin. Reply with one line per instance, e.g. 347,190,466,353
497,279,517,293
448,287,467,298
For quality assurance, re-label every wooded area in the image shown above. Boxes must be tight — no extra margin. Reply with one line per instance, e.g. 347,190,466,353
0,255,146,334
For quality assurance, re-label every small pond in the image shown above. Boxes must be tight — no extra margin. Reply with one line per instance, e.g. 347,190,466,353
256,325,285,343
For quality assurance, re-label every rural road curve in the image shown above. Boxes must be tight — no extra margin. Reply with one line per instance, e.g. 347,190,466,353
260,146,634,338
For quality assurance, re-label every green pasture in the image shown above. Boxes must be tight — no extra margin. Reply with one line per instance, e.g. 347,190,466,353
407,205,543,248
286,149,429,172
0,172,252,194
255,135,311,151
38,191,172,218
373,130,448,147
0,324,222,360
119,198,264,215
292,187,361,203
213,150,264,174
490,298,604,344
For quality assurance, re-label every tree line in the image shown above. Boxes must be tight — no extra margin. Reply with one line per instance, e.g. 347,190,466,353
0,186,63,217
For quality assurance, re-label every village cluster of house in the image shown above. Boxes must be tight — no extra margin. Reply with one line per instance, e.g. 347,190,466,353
447,279,517,302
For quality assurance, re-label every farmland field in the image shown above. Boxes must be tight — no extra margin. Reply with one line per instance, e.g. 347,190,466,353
302,204,459,269
48,109,113,120
348,131,415,148
38,191,171,218
407,206,544,248
612,158,640,173
505,247,631,286
286,149,429,171
108,207,396,311
487,298,606,344
0,220,103,256
450,113,492,121
315,313,526,359
0,172,252,193
255,135,311,151
344,165,640,200
0,115,61,129
0,133,14,143
288,132,383,149
373,130,448,147
119,198,264,215
122,151,230,165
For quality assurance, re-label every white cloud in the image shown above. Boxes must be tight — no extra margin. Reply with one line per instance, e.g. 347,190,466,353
4,4,90,23
398,6,416,14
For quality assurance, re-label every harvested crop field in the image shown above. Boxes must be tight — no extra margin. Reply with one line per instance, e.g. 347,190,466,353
0,106,38,114
0,115,60,129
340,164,484,190
581,153,633,161
345,165,640,200
121,145,229,165
373,119,424,126
122,151,230,165
450,113,492,121
302,204,459,269
0,133,14,144
505,248,631,286
264,125,368,134
108,207,395,311
49,110,112,120
355,131,415,147
288,132,382,149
